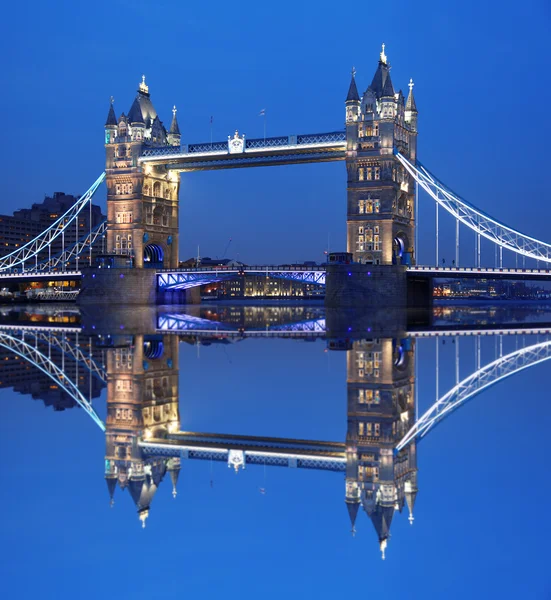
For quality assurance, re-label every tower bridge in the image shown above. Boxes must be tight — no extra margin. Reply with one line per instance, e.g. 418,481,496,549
1,44,551,306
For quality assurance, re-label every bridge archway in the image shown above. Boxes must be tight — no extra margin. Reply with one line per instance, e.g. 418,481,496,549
144,244,164,269
393,232,409,265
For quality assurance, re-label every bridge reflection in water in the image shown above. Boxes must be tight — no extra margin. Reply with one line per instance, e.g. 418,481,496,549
2,304,551,559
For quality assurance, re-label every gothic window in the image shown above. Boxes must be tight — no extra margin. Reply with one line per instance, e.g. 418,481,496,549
153,181,161,197
145,206,153,225
118,146,126,158
366,167,372,181
358,168,365,182
115,184,121,195
374,124,379,136
374,423,380,437
358,200,365,214
374,235,380,251
115,235,121,252
162,212,170,227
374,167,380,180
143,183,150,196
127,235,132,250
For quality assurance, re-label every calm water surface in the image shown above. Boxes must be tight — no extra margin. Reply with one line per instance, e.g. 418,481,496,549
1,304,550,599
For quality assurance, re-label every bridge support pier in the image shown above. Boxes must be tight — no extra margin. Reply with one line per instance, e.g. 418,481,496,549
78,268,158,305
79,268,202,306
325,263,408,308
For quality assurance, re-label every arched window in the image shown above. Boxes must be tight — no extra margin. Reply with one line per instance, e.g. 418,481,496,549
143,183,150,196
153,181,161,197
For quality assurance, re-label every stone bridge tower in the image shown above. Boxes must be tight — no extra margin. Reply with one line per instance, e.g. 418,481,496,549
104,77,181,269
344,334,418,558
345,45,418,266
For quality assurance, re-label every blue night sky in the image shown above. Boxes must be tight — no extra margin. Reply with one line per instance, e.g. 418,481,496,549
1,0,550,265
1,333,550,598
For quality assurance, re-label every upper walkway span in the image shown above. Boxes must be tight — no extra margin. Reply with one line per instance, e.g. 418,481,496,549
139,131,347,171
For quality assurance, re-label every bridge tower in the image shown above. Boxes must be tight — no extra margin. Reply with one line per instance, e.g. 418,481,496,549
104,77,180,269
104,334,181,525
345,335,418,557
345,44,418,266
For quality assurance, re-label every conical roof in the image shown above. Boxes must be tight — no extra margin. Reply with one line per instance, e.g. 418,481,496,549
346,499,360,532
169,107,181,135
128,97,145,124
406,80,418,112
106,476,117,500
346,72,360,102
105,101,117,127
127,77,158,127
381,70,395,97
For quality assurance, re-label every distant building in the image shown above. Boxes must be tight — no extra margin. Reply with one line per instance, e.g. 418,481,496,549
0,191,105,268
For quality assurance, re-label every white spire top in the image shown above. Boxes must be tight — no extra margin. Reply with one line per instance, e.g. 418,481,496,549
351,66,356,78
139,75,149,94
172,105,177,117
380,43,388,65
408,512,414,525
380,538,387,560
409,78,414,92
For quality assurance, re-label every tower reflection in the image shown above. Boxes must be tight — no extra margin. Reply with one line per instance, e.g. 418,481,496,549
104,334,180,526
343,336,417,558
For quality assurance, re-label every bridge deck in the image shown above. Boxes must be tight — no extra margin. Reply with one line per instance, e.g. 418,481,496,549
139,132,347,171
140,431,346,472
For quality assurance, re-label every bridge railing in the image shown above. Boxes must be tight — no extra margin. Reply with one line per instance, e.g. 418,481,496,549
140,131,346,159
158,264,327,273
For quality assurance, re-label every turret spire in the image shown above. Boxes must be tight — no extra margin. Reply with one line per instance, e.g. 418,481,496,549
346,67,360,102
406,78,418,113
169,105,181,135
105,97,117,127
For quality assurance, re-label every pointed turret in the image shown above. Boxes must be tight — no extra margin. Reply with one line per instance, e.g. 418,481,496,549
405,78,418,133
405,79,417,112
105,98,117,127
106,475,117,507
404,478,418,525
167,457,181,498
168,105,181,147
345,67,361,124
104,97,117,145
346,499,360,535
346,69,360,102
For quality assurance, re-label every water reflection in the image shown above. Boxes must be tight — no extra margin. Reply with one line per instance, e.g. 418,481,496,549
2,303,551,559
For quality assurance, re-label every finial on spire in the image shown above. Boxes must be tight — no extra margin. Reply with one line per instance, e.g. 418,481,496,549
409,78,414,92
139,75,149,94
172,105,177,117
351,66,356,78
408,510,414,525
110,96,114,105
380,43,388,65
380,538,387,560
172,486,177,498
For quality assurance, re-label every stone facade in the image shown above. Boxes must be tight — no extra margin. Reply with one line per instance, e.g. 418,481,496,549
345,45,418,266
104,78,181,270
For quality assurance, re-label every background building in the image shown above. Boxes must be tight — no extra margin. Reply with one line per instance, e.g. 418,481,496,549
0,191,105,269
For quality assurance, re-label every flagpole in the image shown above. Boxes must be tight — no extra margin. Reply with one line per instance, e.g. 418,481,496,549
210,116,213,149
264,112,266,143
